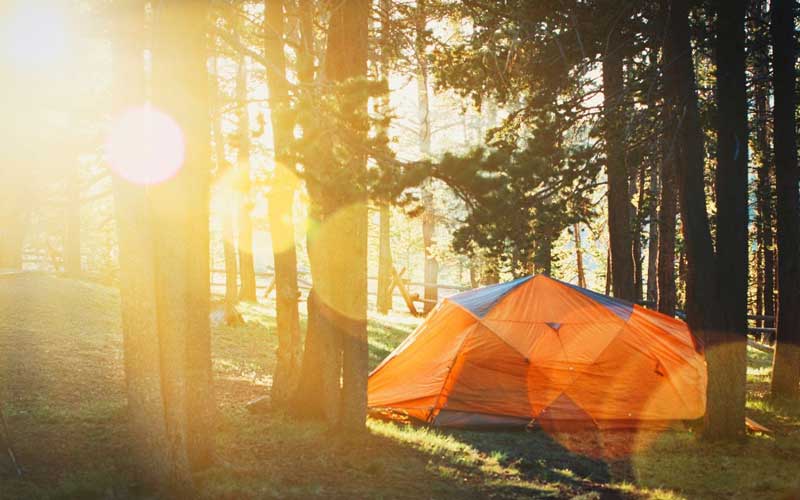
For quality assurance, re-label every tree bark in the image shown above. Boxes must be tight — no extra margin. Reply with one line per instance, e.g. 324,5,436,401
664,0,743,439
711,0,748,430
64,164,81,276
657,92,677,316
770,0,800,399
327,0,370,432
210,25,240,323
416,0,438,314
751,0,775,329
110,0,171,488
0,190,28,270
289,0,344,422
633,162,646,302
236,49,256,302
646,159,659,305
574,223,586,288
377,203,393,313
150,0,215,476
602,21,636,301
264,0,302,408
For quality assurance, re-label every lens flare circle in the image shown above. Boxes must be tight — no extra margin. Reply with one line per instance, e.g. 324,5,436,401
106,106,185,185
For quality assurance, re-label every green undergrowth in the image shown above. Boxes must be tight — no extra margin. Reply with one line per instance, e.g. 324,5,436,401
1,274,798,499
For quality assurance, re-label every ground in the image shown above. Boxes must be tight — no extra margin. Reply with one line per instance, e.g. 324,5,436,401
0,274,798,499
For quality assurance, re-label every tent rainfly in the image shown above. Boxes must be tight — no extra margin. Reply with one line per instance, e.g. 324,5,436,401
368,275,707,430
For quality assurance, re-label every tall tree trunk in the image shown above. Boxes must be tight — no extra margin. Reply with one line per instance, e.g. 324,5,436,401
574,223,586,288
416,0,438,314
264,0,302,408
664,0,742,439
533,230,553,277
633,162,646,302
377,204,393,313
658,90,678,316
64,163,81,276
290,0,343,422
711,0,748,431
110,0,171,488
236,51,256,302
602,21,635,301
770,0,800,399
150,0,215,476
646,159,659,305
327,0,370,432
751,0,775,330
375,0,394,315
293,0,370,431
210,24,239,323
0,187,28,270
605,241,612,295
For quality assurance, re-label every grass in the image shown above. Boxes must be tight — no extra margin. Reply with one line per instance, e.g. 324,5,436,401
0,273,799,499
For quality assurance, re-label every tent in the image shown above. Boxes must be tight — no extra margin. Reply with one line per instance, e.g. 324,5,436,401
368,275,707,429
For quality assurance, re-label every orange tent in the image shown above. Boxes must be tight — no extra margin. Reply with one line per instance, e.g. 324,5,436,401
368,275,707,429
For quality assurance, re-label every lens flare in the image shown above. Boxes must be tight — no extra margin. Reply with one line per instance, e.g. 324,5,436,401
1,4,69,70
106,106,185,185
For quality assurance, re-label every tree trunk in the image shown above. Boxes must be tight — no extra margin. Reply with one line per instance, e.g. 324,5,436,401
663,0,742,439
646,159,659,305
711,0,749,430
657,93,678,316
770,0,800,399
64,164,81,276
633,162,646,302
236,51,256,302
602,22,635,301
150,0,215,476
751,0,775,330
210,25,240,323
375,0,394,315
110,0,171,488
0,193,28,270
264,0,302,408
416,1,438,314
289,0,344,422
574,223,586,288
328,0,370,433
533,231,552,277
377,203,393,313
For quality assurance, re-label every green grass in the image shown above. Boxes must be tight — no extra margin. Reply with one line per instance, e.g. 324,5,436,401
0,274,799,499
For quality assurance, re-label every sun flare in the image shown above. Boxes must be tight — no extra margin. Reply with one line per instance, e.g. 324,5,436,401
106,106,186,185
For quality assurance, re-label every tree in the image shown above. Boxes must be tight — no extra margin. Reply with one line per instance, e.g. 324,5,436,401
711,0,749,429
749,0,774,332
64,161,82,276
770,0,800,399
376,0,394,315
210,13,241,325
235,26,257,302
264,0,302,408
112,0,217,489
291,0,372,431
662,0,746,439
602,9,636,301
110,0,172,488
415,0,438,314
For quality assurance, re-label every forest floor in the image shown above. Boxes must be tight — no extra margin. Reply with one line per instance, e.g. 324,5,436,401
0,273,798,499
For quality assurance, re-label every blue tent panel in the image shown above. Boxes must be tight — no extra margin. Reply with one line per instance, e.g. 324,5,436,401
559,280,634,322
448,275,533,318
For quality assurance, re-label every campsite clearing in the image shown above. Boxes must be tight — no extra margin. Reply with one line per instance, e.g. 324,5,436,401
1,274,798,499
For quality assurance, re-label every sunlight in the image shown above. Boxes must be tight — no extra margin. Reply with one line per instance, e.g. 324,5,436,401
106,106,185,185
1,3,70,71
